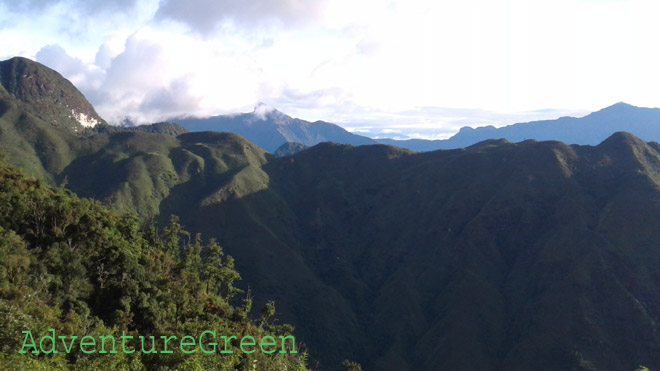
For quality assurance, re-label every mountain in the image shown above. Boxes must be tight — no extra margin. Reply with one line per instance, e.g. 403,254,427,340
60,131,271,221
0,156,308,370
119,121,189,136
97,121,190,136
169,133,660,370
172,103,377,152
0,57,105,131
18,126,660,370
273,142,309,157
376,137,449,151
6,57,660,370
0,57,312,370
378,102,660,151
0,57,111,183
173,101,660,153
0,58,187,186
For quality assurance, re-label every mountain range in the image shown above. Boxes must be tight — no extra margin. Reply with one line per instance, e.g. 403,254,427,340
376,102,660,151
3,56,660,370
170,99,660,154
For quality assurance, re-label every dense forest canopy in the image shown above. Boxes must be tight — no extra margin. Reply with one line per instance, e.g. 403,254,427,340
0,155,308,370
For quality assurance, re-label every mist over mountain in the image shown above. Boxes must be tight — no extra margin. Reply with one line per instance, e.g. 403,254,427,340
171,103,377,152
4,57,660,370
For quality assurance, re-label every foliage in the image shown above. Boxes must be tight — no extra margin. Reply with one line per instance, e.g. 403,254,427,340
0,157,308,370
341,359,362,371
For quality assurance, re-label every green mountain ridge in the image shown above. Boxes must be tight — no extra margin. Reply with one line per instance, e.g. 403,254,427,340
100,121,190,137
273,142,309,157
13,125,660,370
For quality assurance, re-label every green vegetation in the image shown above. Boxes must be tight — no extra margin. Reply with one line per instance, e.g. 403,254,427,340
273,142,309,157
0,57,112,184
0,57,105,132
340,359,362,371
96,122,189,137
0,157,308,370
5,56,660,370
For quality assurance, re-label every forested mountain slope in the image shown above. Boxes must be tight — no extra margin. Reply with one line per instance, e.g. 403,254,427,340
3,56,660,370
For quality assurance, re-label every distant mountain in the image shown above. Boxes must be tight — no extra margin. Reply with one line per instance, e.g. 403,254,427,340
378,102,660,151
173,102,660,153
172,103,377,152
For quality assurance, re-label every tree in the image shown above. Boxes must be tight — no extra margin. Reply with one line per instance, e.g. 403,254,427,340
202,238,241,299
0,156,310,370
341,359,362,371
162,214,189,258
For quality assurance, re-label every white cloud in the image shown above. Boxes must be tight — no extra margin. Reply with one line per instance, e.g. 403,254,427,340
35,44,105,92
1,0,659,136
253,103,277,119
155,0,330,34
84,28,273,123
30,28,269,124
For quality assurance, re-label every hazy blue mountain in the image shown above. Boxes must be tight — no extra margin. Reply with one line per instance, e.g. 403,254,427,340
379,102,660,151
173,102,660,153
171,103,377,152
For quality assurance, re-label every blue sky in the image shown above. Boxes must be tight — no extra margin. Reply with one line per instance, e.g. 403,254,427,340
0,0,656,139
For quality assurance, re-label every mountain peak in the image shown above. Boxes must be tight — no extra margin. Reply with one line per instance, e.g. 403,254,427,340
253,102,285,120
174,105,376,152
598,131,646,148
589,102,638,117
0,56,105,131
608,101,635,109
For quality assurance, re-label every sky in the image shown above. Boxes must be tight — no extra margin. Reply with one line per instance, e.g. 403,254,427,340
1,0,658,139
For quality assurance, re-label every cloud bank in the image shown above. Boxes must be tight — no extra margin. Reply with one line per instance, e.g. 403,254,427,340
1,0,659,138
